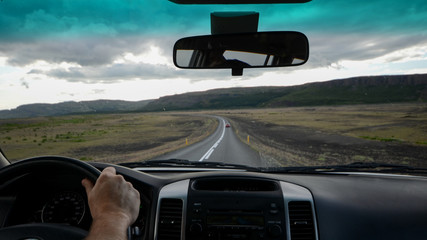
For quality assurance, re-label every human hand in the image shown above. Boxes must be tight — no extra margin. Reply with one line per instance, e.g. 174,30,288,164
82,167,140,240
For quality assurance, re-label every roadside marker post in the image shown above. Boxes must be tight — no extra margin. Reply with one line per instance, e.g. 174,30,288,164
247,135,250,143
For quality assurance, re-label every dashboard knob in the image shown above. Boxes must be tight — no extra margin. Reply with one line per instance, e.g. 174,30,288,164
190,223,203,233
268,224,282,237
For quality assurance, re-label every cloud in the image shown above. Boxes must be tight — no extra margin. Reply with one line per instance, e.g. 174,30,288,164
42,63,177,83
306,33,427,68
60,92,75,97
17,31,427,85
33,61,248,83
92,89,106,95
20,78,30,89
0,37,173,67
1,0,426,84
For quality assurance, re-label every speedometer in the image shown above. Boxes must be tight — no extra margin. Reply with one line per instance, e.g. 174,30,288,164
41,191,86,226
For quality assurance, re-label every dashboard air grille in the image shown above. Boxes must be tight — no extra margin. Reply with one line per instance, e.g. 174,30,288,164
158,198,183,240
288,201,316,240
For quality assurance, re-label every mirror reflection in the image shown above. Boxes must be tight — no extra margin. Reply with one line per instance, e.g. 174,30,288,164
174,31,309,69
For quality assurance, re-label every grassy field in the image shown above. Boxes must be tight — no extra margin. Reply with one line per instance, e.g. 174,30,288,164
219,103,427,145
213,103,427,167
0,113,217,163
2,103,426,167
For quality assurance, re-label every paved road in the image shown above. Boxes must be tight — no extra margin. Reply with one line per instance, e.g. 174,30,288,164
153,116,264,167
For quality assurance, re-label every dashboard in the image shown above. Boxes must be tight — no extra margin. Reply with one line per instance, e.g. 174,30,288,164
2,173,92,229
1,160,427,240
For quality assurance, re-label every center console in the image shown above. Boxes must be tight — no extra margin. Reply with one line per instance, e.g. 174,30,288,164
186,178,286,240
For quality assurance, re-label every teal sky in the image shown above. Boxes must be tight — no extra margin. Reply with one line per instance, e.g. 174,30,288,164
1,0,426,39
0,0,426,109
0,0,426,64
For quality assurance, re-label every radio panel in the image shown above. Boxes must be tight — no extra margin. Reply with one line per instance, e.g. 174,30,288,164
186,178,286,240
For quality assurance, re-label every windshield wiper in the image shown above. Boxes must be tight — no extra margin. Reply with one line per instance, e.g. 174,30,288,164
119,158,260,171
265,162,427,175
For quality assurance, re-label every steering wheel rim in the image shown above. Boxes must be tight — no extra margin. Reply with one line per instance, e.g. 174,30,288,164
0,156,100,183
0,223,89,240
0,156,101,240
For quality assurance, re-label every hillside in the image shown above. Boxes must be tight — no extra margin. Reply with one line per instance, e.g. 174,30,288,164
1,74,426,119
0,100,152,119
143,74,427,111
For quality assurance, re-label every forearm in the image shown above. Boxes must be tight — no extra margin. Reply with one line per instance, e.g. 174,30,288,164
82,167,140,240
85,217,129,240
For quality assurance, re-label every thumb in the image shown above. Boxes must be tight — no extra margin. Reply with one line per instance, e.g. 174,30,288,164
81,178,94,196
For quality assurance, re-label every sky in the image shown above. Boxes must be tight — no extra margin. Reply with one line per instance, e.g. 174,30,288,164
0,0,426,110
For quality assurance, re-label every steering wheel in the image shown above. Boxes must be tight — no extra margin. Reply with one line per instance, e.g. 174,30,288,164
0,156,101,240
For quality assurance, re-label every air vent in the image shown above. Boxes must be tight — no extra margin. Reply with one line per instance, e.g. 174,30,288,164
158,198,183,240
192,178,278,191
288,201,316,240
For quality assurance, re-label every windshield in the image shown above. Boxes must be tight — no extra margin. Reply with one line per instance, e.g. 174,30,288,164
0,0,426,170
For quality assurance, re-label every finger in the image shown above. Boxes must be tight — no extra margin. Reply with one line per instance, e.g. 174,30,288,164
81,178,94,196
102,166,116,175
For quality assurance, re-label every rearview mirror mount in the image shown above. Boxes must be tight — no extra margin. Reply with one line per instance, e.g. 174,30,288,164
173,31,309,76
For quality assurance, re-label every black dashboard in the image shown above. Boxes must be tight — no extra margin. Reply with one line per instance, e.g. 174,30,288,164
2,160,427,240
102,162,427,240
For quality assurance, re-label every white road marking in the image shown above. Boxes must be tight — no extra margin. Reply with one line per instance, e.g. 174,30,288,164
199,119,226,162
204,149,215,159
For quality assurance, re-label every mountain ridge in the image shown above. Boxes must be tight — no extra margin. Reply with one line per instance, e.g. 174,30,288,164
143,74,427,111
0,99,153,119
1,74,426,119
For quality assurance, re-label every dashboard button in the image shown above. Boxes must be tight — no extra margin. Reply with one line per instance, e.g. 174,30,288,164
268,224,282,237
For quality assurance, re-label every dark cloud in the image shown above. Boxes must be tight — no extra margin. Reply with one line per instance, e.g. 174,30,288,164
1,0,426,84
43,63,176,83
17,31,427,84
0,37,176,67
29,60,242,83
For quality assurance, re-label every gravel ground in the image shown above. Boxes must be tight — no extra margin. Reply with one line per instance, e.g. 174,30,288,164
228,116,427,168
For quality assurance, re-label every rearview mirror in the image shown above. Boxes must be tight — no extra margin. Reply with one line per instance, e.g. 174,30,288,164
173,31,309,76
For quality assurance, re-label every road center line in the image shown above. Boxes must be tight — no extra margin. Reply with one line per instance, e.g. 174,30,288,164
199,119,226,162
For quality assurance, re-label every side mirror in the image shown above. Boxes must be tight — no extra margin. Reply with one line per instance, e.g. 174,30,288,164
173,31,309,76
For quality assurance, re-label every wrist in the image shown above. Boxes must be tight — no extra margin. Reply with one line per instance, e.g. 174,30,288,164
85,215,130,240
93,211,133,227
